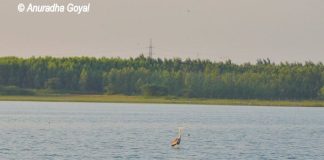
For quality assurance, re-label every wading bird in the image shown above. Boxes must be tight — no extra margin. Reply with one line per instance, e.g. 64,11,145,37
171,127,183,147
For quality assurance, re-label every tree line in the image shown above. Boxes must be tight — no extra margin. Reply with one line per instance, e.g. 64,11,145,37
1,56,324,100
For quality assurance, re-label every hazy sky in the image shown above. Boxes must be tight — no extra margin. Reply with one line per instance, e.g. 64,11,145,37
1,0,324,63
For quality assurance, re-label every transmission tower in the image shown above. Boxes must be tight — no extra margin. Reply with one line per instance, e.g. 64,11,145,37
148,39,153,58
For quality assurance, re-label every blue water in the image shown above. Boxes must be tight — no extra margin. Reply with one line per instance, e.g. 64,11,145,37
0,102,323,159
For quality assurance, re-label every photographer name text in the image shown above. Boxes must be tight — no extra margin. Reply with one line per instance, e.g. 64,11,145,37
18,3,91,15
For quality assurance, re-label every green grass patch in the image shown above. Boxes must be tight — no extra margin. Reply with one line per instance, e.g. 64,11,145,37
0,94,324,107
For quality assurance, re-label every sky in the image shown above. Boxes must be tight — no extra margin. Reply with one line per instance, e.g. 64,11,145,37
0,0,324,63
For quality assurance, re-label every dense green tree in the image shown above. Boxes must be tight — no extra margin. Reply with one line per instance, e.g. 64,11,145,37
141,84,168,96
0,56,323,100
45,77,62,90
319,87,324,99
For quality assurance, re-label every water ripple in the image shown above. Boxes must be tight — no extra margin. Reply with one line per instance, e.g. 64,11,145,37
0,102,323,159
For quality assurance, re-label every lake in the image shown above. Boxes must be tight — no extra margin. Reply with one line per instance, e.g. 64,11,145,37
0,102,323,159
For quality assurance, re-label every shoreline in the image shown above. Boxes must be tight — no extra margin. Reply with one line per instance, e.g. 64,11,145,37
0,95,324,107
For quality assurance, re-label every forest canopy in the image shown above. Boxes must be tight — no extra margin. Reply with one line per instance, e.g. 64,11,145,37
0,56,324,100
